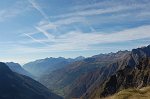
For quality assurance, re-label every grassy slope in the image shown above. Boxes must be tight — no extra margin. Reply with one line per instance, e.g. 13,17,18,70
99,86,150,99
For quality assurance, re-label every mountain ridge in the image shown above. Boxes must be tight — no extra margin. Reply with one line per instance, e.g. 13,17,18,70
37,45,150,99
6,62,33,78
23,56,85,77
81,45,150,99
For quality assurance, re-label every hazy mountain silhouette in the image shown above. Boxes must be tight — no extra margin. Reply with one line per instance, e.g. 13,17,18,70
23,57,85,77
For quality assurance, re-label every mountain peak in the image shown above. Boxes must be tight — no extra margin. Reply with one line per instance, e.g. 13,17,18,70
132,45,150,58
6,62,21,67
75,56,85,60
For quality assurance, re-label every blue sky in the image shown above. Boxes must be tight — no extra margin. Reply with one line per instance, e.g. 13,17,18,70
0,0,150,64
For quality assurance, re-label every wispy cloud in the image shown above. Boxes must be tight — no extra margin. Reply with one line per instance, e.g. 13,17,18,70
34,1,150,35
22,0,150,49
0,1,29,22
52,2,150,18
28,0,49,20
24,33,48,46
36,16,86,33
35,26,55,40
52,25,150,45
22,25,150,52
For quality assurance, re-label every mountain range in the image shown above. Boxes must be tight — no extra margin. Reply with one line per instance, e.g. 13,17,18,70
1,45,150,99
38,50,130,98
23,56,85,77
36,45,150,99
82,45,150,99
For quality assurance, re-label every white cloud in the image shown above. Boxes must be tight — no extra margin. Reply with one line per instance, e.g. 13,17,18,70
55,17,86,25
24,33,48,46
35,26,55,40
19,0,150,53
34,2,150,33
23,25,150,52
26,0,150,41
28,0,49,20
0,1,29,22
52,3,150,18
72,1,113,11
37,20,57,30
36,16,86,32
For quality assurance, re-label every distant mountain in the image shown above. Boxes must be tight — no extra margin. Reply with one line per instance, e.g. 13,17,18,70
23,57,85,77
6,62,33,78
38,50,130,98
0,62,63,99
74,56,85,61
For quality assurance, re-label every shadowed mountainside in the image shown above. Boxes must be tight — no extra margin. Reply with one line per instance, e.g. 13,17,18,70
0,62,63,99
6,62,33,78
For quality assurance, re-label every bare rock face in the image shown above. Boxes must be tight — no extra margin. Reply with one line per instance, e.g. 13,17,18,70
101,58,150,97
98,45,150,98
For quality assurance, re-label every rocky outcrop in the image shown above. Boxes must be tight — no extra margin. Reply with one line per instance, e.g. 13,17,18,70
87,45,150,99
